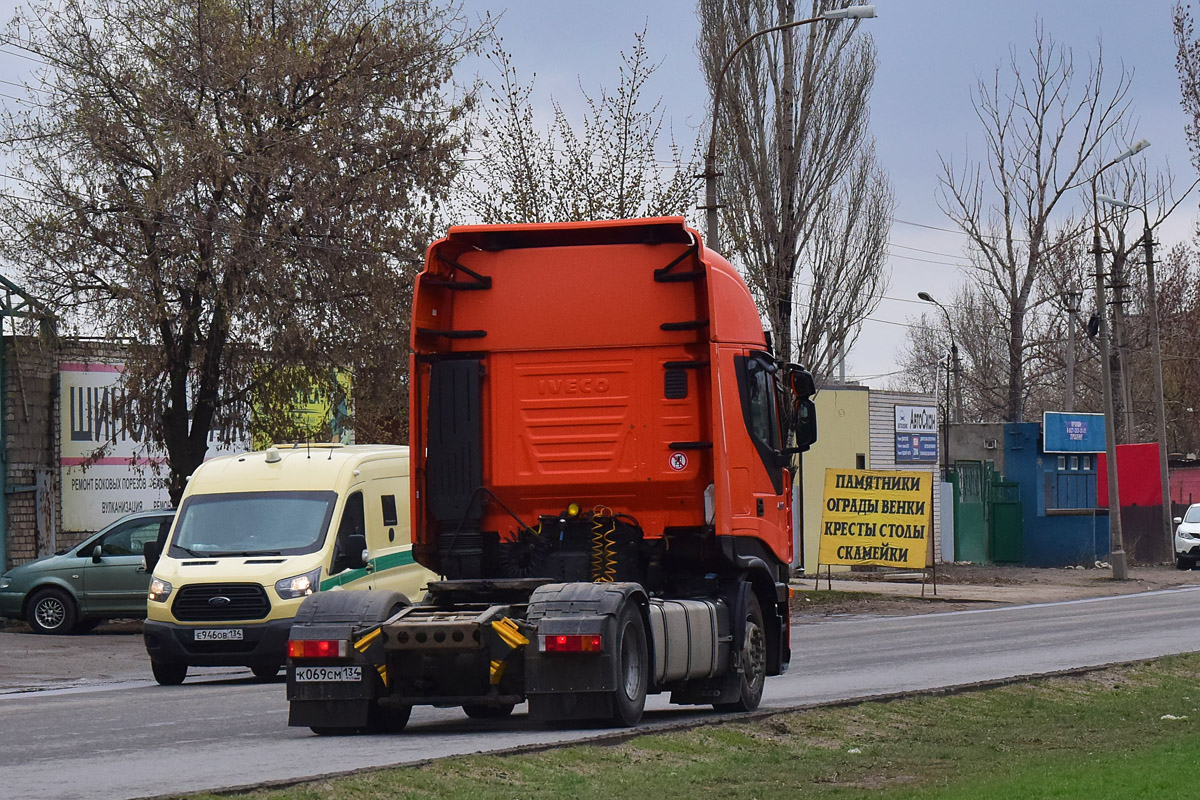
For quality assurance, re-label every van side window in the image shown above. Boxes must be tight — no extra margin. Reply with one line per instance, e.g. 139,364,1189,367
381,495,399,527
331,492,366,574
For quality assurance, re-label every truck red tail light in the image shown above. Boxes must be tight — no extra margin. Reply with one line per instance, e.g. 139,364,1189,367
539,634,602,653
288,639,348,659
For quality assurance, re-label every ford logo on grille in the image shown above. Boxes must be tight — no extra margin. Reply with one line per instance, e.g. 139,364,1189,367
208,596,232,607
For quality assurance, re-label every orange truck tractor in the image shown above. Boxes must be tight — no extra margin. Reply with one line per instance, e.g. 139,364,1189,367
285,217,817,733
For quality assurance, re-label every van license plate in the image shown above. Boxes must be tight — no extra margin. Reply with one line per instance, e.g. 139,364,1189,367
194,628,243,641
294,666,362,682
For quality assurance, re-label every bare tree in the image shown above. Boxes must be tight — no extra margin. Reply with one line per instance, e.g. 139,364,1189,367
937,22,1134,422
0,0,483,501
459,30,697,224
696,0,891,374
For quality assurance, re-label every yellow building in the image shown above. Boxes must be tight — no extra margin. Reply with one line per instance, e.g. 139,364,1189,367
796,384,872,573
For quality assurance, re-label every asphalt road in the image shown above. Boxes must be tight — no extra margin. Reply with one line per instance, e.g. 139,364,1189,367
4,586,1200,800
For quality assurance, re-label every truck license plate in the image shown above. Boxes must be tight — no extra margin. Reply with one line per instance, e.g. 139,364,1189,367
294,666,362,682
194,628,243,641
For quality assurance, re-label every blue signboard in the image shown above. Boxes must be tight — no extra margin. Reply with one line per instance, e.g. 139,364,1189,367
1043,412,1106,453
895,433,938,462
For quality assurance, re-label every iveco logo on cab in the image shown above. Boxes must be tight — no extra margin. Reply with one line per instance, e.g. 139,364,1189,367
537,377,611,395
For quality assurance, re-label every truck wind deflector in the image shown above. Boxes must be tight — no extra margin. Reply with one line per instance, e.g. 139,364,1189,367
653,243,703,283
425,255,493,290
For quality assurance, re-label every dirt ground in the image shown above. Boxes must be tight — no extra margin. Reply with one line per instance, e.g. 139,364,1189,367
1,563,1196,692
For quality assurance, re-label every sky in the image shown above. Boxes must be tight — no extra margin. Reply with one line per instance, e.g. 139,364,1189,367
0,1,1192,389
457,0,1198,388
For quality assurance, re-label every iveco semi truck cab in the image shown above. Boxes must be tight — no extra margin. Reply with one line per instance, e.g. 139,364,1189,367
286,217,816,732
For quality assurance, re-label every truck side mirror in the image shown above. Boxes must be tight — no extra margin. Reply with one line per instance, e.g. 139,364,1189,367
143,540,161,573
783,364,818,453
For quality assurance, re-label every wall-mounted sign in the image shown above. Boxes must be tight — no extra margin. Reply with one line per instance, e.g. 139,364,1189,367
894,405,938,463
60,363,248,532
1043,412,1105,453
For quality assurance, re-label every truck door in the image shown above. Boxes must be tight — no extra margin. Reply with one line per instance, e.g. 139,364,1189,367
732,351,790,555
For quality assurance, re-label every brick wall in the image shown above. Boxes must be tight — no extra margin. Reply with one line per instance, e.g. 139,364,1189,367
3,336,128,568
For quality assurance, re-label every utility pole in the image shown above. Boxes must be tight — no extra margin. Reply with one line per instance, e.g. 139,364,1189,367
1093,224,1128,580
1109,240,1135,442
1143,223,1173,555
1064,290,1082,413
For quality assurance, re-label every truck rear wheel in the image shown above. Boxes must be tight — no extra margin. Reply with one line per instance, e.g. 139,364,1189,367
463,703,515,719
714,592,766,713
610,603,649,727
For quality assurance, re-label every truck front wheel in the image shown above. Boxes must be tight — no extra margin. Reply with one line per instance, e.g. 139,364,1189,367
610,603,649,727
715,592,766,712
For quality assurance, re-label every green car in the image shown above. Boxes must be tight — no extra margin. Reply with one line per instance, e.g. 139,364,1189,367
0,509,175,634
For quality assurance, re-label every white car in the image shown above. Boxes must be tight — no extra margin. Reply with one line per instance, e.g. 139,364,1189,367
1174,504,1200,570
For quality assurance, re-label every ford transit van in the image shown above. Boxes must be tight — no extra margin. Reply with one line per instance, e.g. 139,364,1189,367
143,444,434,684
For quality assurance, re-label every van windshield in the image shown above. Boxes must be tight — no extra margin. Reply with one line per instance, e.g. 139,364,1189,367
168,491,338,557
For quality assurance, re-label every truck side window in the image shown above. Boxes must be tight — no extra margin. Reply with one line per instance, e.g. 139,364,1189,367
735,353,785,495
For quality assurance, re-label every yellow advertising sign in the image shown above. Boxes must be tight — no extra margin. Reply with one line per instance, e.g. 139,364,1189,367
818,468,933,569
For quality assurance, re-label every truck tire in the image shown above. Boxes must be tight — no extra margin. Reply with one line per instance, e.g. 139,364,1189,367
152,660,188,686
610,603,649,727
714,592,766,713
291,590,411,735
28,588,77,635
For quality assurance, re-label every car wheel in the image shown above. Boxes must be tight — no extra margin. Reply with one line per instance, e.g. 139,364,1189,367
1176,555,1195,571
28,588,78,635
151,660,188,686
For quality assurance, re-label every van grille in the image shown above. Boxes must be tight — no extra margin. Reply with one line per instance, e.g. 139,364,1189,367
172,583,270,621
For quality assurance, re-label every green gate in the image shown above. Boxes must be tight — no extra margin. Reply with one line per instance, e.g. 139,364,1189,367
952,461,989,563
988,480,1023,563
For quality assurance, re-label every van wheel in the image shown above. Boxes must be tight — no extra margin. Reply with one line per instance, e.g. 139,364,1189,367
28,588,77,635
152,661,188,685
714,592,766,713
251,664,281,680
610,603,648,727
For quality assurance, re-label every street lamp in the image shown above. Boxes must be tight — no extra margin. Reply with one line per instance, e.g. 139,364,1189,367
1097,189,1172,561
1090,137,1150,581
917,292,962,424
701,4,877,250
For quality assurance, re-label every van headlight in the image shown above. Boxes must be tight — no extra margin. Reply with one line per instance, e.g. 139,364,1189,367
148,578,173,603
276,568,322,599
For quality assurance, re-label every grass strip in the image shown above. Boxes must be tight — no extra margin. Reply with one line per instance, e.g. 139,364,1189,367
185,653,1200,800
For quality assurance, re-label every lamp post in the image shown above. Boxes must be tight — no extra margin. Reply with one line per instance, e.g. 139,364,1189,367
1090,138,1150,581
918,292,962,424
701,4,876,250
1098,189,1172,560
